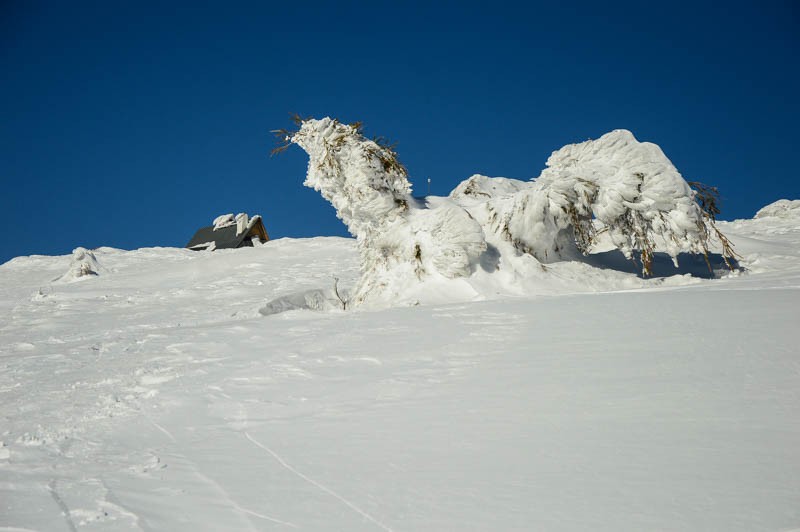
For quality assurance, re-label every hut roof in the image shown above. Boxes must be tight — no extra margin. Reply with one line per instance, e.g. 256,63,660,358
186,214,268,251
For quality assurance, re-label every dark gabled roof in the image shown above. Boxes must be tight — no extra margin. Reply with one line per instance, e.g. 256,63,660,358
186,214,269,251
186,224,247,250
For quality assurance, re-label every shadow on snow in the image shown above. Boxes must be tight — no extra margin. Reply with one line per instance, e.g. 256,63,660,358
583,250,739,279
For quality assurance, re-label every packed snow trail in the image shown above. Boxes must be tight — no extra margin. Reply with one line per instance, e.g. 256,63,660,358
0,208,799,530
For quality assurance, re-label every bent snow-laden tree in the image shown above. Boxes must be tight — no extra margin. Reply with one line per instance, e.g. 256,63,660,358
281,117,734,307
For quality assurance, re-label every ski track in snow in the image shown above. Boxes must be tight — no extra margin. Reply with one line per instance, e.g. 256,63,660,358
148,420,177,443
188,464,286,530
244,432,392,532
47,481,78,532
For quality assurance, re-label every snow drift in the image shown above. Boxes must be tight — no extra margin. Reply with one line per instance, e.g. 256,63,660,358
288,118,734,308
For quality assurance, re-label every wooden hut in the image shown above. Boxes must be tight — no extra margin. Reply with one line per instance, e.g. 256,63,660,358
186,213,269,251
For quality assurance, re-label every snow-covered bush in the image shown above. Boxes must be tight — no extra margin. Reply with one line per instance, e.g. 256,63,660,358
56,247,103,282
754,199,800,219
458,130,731,273
284,117,735,307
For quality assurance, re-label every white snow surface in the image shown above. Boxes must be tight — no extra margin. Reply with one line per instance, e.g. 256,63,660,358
1,205,799,531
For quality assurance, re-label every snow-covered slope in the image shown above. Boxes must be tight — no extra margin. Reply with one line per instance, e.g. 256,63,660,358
1,203,799,531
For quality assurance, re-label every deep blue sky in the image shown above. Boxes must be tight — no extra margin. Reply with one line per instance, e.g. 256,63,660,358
2,1,798,263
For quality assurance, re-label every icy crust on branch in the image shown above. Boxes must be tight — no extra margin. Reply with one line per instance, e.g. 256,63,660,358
291,118,411,233
290,118,485,305
546,131,707,260
290,119,725,307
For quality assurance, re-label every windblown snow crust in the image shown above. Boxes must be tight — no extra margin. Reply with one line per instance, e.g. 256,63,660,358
290,118,728,308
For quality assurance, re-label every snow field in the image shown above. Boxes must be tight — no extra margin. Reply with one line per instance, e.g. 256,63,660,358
0,208,799,530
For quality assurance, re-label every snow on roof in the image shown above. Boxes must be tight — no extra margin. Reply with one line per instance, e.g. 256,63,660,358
186,213,267,250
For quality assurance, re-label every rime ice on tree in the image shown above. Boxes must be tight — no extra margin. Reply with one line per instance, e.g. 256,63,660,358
287,117,734,307
289,118,485,306
52,247,105,283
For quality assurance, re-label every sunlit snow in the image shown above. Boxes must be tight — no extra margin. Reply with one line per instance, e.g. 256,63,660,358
1,203,798,530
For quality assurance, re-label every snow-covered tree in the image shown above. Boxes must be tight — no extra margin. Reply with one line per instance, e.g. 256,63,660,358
283,117,734,307
452,130,734,273
287,117,485,306
56,247,103,282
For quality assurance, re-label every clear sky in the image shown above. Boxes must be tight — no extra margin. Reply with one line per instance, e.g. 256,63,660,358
2,1,798,264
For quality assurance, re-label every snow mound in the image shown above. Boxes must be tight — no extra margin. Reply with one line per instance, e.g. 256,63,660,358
289,119,732,308
55,247,103,283
754,199,800,219
259,287,347,315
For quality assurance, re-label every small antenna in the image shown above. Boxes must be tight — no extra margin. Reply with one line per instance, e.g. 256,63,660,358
427,178,431,195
